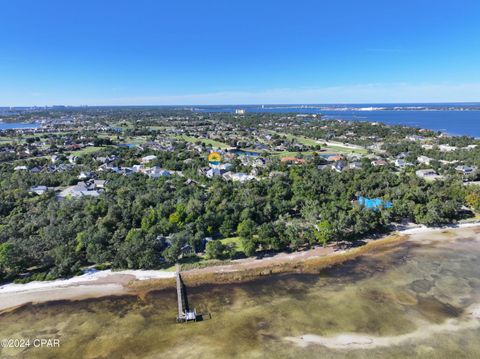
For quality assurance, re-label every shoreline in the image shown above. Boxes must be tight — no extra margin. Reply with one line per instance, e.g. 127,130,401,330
1,222,479,313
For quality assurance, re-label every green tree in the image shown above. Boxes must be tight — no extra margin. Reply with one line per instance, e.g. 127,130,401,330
237,219,256,239
205,240,233,260
0,243,21,280
315,220,334,247
466,188,480,212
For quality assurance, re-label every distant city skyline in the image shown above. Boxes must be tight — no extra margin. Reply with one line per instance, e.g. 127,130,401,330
1,0,480,106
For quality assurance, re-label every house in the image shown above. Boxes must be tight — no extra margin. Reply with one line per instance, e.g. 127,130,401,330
439,144,457,152
406,135,425,142
371,159,387,166
394,159,412,168
206,168,222,178
78,171,95,180
417,156,432,165
29,166,42,173
51,155,59,163
252,157,266,167
325,155,343,162
218,163,233,171
332,160,346,172
65,144,83,151
223,172,255,182
347,161,362,170
132,164,144,173
347,153,363,161
455,165,477,176
29,185,50,195
68,155,79,164
416,169,443,181
269,171,287,178
141,155,157,164
96,155,117,163
148,167,171,178
57,181,102,199
280,156,306,165
14,165,28,171
92,180,107,189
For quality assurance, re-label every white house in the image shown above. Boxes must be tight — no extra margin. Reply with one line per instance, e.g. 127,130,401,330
223,172,255,182
68,155,79,164
206,168,222,178
417,156,433,165
78,171,95,180
141,155,157,164
132,164,144,173
148,167,171,178
332,161,346,173
455,165,477,176
394,159,412,168
371,159,387,167
348,161,362,170
406,135,425,142
218,163,233,171
416,169,443,181
29,185,50,195
439,144,457,152
421,144,434,150
57,181,102,199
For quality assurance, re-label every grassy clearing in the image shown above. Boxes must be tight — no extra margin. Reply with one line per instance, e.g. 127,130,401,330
269,151,316,158
0,137,13,144
124,136,150,145
272,131,367,155
220,236,244,252
148,125,166,131
68,146,105,156
175,135,230,149
323,144,368,155
281,133,320,147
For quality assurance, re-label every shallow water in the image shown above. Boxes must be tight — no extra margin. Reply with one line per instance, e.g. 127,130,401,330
1,233,480,359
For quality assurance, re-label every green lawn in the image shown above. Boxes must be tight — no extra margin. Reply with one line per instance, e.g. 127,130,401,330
220,236,244,252
281,133,320,147
271,131,367,155
269,151,316,158
148,125,166,131
124,136,150,145
323,144,368,155
174,135,230,149
69,146,104,156
0,137,13,144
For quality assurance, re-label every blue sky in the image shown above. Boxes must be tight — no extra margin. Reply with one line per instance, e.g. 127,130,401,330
1,0,480,105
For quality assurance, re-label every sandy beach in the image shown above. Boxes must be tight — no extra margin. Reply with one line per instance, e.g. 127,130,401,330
1,222,479,313
0,269,175,313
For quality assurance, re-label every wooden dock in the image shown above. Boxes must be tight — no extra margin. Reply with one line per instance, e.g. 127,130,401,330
175,264,198,322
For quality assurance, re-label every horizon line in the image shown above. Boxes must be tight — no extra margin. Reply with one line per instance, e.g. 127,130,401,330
2,101,480,108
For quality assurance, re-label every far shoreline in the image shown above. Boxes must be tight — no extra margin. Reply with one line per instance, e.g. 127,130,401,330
1,222,479,314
